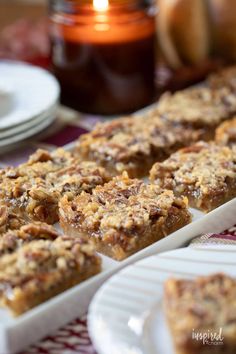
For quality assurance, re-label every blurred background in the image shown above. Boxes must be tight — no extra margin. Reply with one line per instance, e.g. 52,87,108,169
2,0,236,91
0,0,46,30
0,0,48,67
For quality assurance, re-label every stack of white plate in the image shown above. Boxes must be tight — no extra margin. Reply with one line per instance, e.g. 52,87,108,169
0,61,60,151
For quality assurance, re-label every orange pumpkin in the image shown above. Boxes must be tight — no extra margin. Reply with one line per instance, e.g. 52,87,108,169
158,0,236,68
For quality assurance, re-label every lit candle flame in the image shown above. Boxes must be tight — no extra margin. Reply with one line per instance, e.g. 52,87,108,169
93,0,109,12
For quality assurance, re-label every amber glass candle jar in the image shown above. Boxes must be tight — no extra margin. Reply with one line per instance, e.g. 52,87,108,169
49,0,156,115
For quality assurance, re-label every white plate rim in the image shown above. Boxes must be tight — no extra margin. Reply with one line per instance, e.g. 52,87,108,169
0,60,60,129
88,245,236,354
0,103,58,139
0,113,56,147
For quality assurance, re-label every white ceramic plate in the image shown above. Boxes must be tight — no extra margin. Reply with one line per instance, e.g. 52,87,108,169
0,61,60,130
0,103,58,140
0,111,56,148
88,245,236,354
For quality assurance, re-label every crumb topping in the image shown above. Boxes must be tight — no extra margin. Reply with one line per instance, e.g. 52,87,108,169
150,142,236,195
165,273,236,335
7,148,74,180
0,222,59,256
215,117,236,146
75,115,203,175
0,236,100,294
0,205,26,235
157,86,236,126
47,161,110,200
59,172,189,247
0,149,109,223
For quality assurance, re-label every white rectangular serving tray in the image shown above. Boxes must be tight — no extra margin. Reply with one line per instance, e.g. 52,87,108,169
0,133,236,353
0,198,236,354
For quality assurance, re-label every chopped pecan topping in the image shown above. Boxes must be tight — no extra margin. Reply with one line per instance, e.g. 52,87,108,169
215,117,236,146
0,204,26,235
0,205,8,227
20,223,59,239
164,273,236,352
0,235,101,315
0,222,59,256
27,149,52,164
0,236,98,277
0,148,109,224
75,114,204,177
59,172,191,259
157,86,236,127
150,142,236,211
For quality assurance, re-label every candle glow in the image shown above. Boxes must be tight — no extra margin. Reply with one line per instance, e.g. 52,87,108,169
51,0,156,114
93,0,109,12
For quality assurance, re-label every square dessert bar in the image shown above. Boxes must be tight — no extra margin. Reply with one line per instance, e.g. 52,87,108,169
74,114,204,178
156,86,236,135
0,148,109,224
0,222,59,256
0,234,101,316
59,172,191,261
0,148,73,224
215,117,236,146
164,274,236,354
150,142,236,212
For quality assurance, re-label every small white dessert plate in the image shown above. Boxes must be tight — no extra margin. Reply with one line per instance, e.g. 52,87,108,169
0,83,14,118
0,103,57,140
88,245,236,354
0,60,60,130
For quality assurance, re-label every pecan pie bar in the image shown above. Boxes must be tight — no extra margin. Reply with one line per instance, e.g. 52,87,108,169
156,86,236,135
207,65,236,92
150,142,236,212
0,150,109,224
164,274,236,354
0,222,59,256
0,148,74,224
74,115,203,178
215,117,236,146
7,148,75,179
59,172,191,260
0,236,101,316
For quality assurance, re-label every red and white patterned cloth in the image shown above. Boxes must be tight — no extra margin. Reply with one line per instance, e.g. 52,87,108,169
24,315,97,354
0,18,50,67
191,225,236,245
